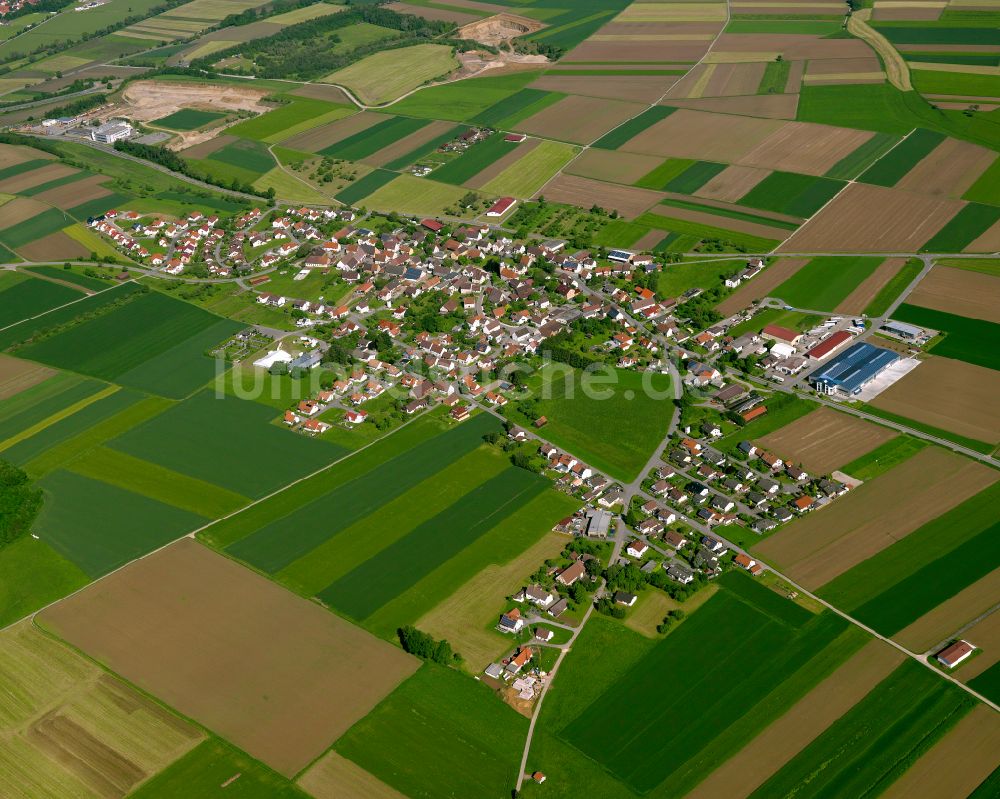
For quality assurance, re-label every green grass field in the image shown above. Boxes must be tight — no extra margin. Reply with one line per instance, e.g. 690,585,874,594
0,536,88,628
129,738,309,798
383,123,466,171
429,133,518,185
24,265,111,292
0,208,74,250
858,128,946,187
334,168,396,204
968,663,1000,706
111,390,344,499
818,483,1000,632
323,43,458,105
772,255,883,310
921,202,1000,252
206,137,275,175
359,173,475,215
739,171,845,217
381,71,543,122
318,465,547,622
224,413,501,572
0,374,106,446
334,663,529,799
14,290,243,399
0,277,84,329
227,97,354,142
839,435,927,481
36,469,206,577
748,660,974,799
964,157,1000,206
473,87,564,128
864,257,922,316
825,132,902,180
593,106,676,150
562,579,858,796
892,303,1000,370
718,393,817,449
663,161,727,194
658,258,746,296
479,140,578,198
320,115,432,160
758,59,790,94
2,388,141,466
504,365,673,481
632,211,782,252
635,157,696,190
151,109,226,130
912,68,1000,98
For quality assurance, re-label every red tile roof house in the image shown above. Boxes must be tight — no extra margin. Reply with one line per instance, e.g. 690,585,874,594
498,608,525,633
555,561,586,586
762,324,803,346
936,640,975,669
486,197,517,217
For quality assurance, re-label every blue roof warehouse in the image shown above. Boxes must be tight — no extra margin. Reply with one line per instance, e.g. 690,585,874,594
808,342,898,396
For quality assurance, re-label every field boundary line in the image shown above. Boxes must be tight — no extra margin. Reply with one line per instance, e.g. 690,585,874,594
0,384,118,453
0,273,133,334
4,406,437,635
531,0,733,201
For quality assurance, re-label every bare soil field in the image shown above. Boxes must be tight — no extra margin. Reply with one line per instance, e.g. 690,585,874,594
967,219,1000,252
540,174,664,217
465,138,540,189
564,148,664,185
704,62,767,96
736,121,873,175
895,139,996,198
687,639,904,799
565,40,713,62
712,34,874,60
516,95,647,145
834,257,906,314
634,228,669,249
785,59,806,92
883,705,1000,798
650,202,794,240
906,264,1000,323
756,407,896,475
282,111,382,153
952,609,1000,681
807,57,883,75
0,353,54,400
417,531,568,667
0,621,203,799
290,83,353,104
530,74,678,103
716,257,809,314
111,80,273,148
388,1,478,24
0,143,55,168
33,175,112,210
0,197,50,228
660,93,799,119
871,356,1000,444
365,119,455,167
0,163,77,194
298,751,407,799
664,64,711,100
622,109,784,160
874,4,945,20
695,165,772,202
38,539,419,777
778,183,963,252
755,447,997,588
894,567,1000,652
17,232,89,261
179,133,235,159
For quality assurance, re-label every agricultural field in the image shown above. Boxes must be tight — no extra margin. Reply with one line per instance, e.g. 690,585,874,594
151,109,226,130
0,620,204,798
10,289,244,399
771,255,896,309
38,538,419,777
755,407,896,475
332,664,529,799
892,303,1000,371
321,44,458,104
755,446,997,589
907,264,1000,325
0,275,87,329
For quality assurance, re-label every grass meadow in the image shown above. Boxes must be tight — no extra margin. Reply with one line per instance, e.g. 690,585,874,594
334,664,528,799
504,365,673,481
739,172,845,217
384,71,543,122
227,97,354,142
322,44,457,105
840,435,927,481
429,133,518,185
0,536,88,627
0,276,84,328
858,129,946,187
479,140,579,198
594,106,676,150
772,255,883,310
152,109,226,130
864,257,922,316
922,202,1000,252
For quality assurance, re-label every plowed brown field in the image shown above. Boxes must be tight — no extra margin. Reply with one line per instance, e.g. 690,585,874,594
906,264,1000,323
540,174,664,217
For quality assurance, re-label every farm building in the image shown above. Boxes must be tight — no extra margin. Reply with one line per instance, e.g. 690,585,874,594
808,342,898,397
486,197,517,217
806,330,853,361
882,320,924,340
936,640,975,669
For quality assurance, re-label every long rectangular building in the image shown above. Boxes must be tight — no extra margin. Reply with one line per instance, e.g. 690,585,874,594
808,341,898,396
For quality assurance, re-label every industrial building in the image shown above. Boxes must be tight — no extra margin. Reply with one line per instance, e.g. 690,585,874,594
808,342,898,397
91,121,133,144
